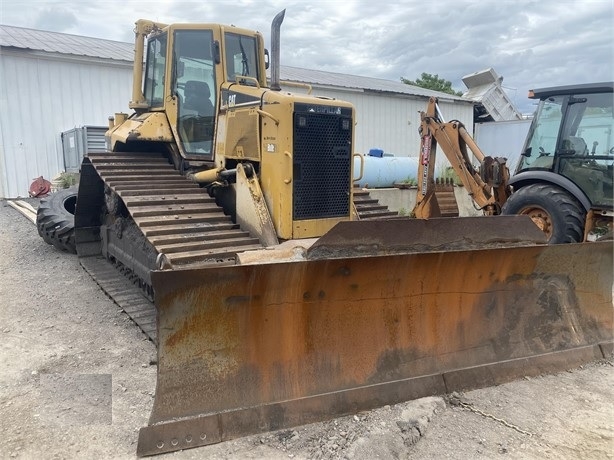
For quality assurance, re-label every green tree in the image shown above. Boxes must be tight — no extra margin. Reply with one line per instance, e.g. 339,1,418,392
401,73,463,96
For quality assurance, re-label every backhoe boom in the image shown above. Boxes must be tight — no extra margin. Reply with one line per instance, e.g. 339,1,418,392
413,97,511,218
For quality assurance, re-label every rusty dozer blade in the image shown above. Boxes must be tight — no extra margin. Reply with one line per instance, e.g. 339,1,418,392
307,215,549,259
137,217,613,456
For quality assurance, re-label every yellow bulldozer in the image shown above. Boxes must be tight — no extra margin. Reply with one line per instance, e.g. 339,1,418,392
67,11,612,457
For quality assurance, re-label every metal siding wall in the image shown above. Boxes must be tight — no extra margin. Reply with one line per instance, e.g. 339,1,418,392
309,89,417,156
0,52,132,197
282,85,474,162
435,99,475,171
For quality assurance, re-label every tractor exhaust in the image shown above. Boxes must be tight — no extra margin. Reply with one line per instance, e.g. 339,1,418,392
270,9,285,91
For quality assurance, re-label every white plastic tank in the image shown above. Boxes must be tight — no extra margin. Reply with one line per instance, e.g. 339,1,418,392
353,151,419,188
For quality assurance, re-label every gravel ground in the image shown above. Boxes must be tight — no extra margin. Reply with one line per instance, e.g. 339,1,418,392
1,199,612,460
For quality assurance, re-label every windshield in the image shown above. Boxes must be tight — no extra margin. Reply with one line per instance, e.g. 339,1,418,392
517,96,564,170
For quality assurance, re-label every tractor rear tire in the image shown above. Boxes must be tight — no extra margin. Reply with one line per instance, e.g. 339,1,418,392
501,183,585,244
36,187,78,253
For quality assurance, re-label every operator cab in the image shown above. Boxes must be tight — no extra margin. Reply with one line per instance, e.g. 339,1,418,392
518,82,614,208
141,24,265,160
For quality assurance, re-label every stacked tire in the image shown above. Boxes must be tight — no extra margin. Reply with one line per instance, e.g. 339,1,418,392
36,187,78,253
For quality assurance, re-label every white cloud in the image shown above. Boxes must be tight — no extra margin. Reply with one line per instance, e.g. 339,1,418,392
1,0,612,113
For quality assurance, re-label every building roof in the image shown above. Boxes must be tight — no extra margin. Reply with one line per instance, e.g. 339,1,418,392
0,24,133,62
0,24,468,102
280,65,466,101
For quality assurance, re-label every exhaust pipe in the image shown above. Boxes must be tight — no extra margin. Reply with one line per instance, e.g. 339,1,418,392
270,9,285,91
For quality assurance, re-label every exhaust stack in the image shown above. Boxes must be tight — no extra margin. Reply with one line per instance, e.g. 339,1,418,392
270,9,285,91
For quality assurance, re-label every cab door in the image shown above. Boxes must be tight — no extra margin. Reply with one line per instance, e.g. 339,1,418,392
171,29,218,160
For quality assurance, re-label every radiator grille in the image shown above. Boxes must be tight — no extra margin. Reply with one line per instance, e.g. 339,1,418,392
293,105,352,220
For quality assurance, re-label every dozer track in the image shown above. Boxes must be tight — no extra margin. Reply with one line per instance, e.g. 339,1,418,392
91,152,264,267
75,151,264,342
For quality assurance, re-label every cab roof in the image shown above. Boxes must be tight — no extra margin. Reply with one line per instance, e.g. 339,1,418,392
529,82,613,99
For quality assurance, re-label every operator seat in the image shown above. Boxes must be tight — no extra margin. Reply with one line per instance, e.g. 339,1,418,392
561,136,588,156
183,80,214,116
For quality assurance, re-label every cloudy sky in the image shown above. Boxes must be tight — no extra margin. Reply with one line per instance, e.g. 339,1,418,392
1,0,612,113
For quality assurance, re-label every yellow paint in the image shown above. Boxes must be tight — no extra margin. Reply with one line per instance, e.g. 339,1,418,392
108,112,174,149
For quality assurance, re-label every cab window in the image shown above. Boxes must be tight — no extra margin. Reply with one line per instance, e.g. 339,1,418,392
173,29,216,156
143,33,167,107
224,33,259,83
558,92,613,207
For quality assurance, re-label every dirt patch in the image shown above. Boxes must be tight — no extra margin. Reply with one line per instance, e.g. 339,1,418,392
0,200,612,459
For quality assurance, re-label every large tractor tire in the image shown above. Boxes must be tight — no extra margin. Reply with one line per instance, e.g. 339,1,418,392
501,183,585,244
36,187,78,253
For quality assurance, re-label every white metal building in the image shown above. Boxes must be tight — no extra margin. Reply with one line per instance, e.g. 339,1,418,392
0,24,474,198
279,66,474,157
0,25,133,198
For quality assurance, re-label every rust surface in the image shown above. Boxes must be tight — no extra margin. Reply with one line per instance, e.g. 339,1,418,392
307,216,548,259
142,239,613,455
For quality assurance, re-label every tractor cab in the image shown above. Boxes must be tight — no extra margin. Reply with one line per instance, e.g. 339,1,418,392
517,82,614,209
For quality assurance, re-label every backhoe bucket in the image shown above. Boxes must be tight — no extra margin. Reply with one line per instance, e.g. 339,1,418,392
137,217,613,456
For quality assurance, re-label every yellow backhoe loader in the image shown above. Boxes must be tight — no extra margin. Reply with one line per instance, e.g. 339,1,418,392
71,11,612,457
